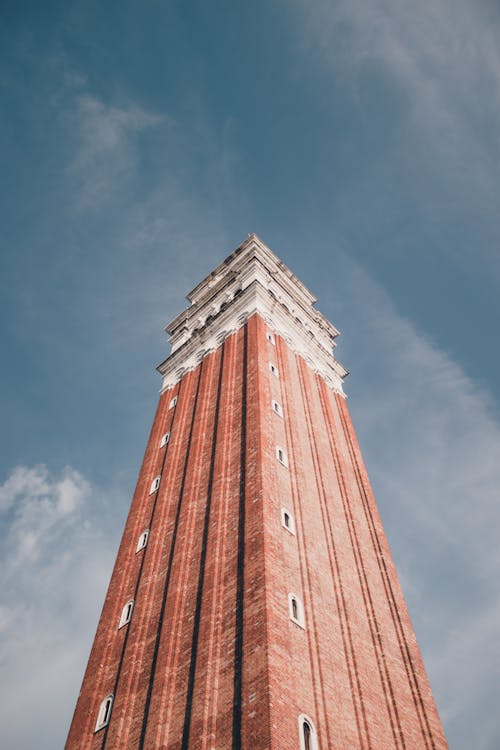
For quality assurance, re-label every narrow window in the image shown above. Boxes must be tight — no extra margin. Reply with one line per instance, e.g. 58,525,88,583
149,475,161,494
136,529,149,552
159,432,170,448
272,399,283,417
168,395,178,410
288,593,305,628
95,695,113,732
304,722,311,750
119,599,134,629
281,507,295,535
298,715,318,750
276,446,288,467
266,331,275,345
269,362,279,378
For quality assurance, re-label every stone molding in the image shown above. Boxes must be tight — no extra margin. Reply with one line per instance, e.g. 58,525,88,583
157,234,348,395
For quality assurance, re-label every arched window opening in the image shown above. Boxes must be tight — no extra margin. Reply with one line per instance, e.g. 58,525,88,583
149,475,161,495
272,400,283,417
298,714,318,750
160,432,170,448
304,721,312,750
119,599,134,629
281,507,295,534
95,695,113,732
276,446,288,467
136,529,149,552
168,395,178,410
288,593,305,628
269,362,279,378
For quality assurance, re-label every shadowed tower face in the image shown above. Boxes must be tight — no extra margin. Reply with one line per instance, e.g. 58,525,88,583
66,235,448,750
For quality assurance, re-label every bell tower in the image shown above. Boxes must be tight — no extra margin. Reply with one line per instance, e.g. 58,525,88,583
66,234,448,749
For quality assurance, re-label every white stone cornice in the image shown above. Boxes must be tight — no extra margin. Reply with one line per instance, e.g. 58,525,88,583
157,235,348,395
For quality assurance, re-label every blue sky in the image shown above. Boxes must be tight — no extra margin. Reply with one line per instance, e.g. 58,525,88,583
1,2,499,748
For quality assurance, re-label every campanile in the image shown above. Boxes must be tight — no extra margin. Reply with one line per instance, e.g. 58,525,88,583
66,234,448,749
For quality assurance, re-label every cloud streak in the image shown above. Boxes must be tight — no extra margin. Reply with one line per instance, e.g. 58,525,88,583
293,0,500,146
67,92,164,210
288,0,500,271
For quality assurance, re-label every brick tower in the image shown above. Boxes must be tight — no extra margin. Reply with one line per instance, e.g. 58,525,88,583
66,235,448,749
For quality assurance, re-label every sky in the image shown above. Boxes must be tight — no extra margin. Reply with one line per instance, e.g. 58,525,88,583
0,1,499,748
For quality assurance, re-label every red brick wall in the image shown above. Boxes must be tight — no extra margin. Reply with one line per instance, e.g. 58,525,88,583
66,314,447,750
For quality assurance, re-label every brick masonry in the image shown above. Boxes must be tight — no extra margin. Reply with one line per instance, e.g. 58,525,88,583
66,313,448,750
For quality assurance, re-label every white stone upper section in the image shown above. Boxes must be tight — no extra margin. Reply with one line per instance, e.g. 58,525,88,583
157,234,348,394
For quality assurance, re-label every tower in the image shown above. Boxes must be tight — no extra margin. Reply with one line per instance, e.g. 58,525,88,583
66,235,448,749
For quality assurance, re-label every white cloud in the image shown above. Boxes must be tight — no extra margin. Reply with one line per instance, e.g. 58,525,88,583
1,465,91,569
292,0,500,140
331,261,500,750
54,75,238,333
287,0,500,270
0,465,119,750
0,464,51,512
67,93,164,209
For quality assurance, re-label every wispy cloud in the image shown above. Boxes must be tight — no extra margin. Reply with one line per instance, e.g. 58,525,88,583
0,465,118,750
0,465,90,569
30,75,239,394
288,0,500,269
67,92,164,209
292,0,500,150
331,260,500,749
